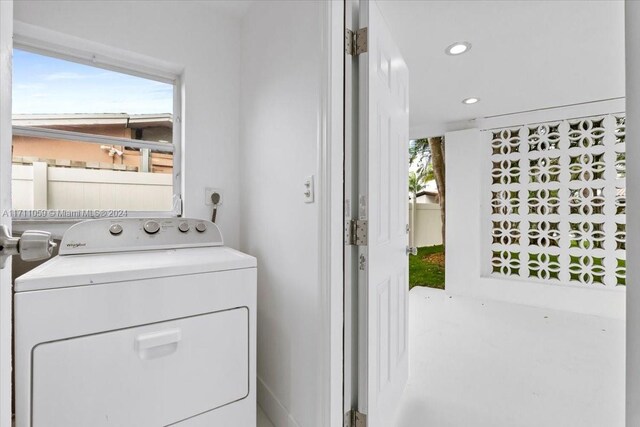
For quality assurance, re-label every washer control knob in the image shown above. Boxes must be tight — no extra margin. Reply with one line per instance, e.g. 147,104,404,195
178,222,190,233
109,224,123,236
143,220,160,234
195,222,207,233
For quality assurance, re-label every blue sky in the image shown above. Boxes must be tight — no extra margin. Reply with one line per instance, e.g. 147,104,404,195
12,49,173,115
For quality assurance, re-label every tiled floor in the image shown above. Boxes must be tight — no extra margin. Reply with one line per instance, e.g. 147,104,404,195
257,405,275,427
393,287,625,427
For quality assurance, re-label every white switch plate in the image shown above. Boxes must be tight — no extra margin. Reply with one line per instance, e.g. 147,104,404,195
303,175,314,203
205,188,223,206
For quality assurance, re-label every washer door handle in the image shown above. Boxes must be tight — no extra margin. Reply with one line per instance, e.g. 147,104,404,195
135,328,181,360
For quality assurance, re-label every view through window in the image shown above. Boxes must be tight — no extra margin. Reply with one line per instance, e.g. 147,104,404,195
11,48,178,218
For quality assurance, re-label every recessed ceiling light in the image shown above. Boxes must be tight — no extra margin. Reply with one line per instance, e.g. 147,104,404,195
445,42,471,56
462,97,480,105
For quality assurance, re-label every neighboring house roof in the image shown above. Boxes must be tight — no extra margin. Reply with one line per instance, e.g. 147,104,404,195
12,113,173,128
418,179,439,197
416,190,438,198
128,114,173,128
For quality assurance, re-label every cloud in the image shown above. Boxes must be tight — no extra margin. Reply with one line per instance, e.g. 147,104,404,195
43,72,87,81
13,83,45,90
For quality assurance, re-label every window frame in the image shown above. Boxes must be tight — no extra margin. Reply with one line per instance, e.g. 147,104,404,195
10,31,183,227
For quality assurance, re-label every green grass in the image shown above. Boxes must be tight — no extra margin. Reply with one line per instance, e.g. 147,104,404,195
409,245,445,290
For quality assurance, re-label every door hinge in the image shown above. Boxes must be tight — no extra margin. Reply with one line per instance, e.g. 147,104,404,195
346,219,368,246
346,27,368,56
345,410,367,427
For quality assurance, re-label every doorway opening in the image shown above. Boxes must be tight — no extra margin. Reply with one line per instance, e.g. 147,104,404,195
409,137,445,290
380,0,626,425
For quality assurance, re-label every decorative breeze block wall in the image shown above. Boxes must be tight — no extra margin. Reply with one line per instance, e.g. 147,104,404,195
487,114,626,287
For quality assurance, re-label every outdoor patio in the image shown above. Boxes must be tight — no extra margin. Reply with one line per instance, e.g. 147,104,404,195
394,287,625,427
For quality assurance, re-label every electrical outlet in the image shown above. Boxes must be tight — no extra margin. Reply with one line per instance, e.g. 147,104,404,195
205,188,223,206
303,175,314,203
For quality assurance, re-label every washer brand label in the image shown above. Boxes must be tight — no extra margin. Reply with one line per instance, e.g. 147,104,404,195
66,242,87,248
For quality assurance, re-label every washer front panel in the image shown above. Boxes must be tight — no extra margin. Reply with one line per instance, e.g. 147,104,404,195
15,268,257,427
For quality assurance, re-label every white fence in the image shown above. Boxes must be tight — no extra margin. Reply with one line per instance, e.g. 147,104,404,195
12,162,173,211
409,202,443,247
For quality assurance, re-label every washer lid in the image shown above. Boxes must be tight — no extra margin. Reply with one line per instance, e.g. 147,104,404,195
14,246,256,292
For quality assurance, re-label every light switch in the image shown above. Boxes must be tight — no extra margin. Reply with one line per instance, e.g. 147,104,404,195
303,175,314,203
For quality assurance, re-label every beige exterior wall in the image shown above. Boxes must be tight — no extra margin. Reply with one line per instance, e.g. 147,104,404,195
12,123,173,173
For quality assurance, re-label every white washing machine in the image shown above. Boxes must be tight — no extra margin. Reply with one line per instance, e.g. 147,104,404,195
14,218,256,427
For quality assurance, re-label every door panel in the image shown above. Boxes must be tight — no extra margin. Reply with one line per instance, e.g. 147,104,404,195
358,1,409,426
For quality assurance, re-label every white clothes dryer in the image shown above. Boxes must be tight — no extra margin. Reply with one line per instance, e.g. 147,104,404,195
14,218,256,427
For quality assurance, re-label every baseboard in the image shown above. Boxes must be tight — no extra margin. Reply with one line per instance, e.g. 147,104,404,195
257,376,301,427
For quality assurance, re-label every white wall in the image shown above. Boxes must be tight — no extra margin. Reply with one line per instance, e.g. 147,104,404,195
13,1,242,247
239,1,326,426
626,1,640,424
446,127,625,319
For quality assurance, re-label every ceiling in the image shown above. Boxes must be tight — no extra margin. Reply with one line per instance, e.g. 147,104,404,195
377,0,625,138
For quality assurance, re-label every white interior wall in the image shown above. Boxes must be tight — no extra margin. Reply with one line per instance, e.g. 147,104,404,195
239,1,326,426
626,1,640,424
13,0,242,247
446,118,625,319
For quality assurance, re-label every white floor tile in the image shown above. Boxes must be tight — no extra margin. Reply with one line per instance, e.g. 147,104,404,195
394,287,625,427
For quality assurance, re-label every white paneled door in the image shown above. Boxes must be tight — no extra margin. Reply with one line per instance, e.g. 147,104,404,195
358,1,410,426
0,2,12,427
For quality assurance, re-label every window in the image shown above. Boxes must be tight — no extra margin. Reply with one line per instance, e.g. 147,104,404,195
487,114,626,287
11,47,181,220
